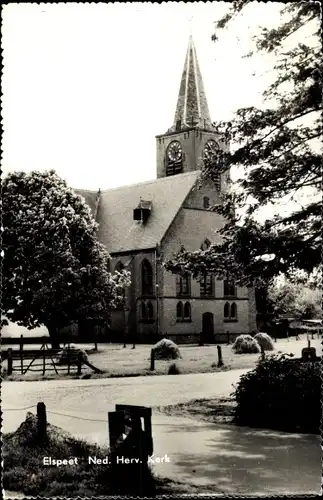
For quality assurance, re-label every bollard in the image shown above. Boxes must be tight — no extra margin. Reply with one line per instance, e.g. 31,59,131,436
20,335,24,374
150,349,155,371
77,351,83,375
7,348,13,375
217,345,224,367
260,344,265,360
37,402,47,443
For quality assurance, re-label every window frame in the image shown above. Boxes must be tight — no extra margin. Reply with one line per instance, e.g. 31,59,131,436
141,259,153,296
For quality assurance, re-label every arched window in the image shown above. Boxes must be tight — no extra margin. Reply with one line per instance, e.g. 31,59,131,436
224,279,236,297
176,273,191,296
231,302,237,319
183,302,191,320
224,302,230,319
115,261,124,272
200,274,213,297
147,301,154,320
141,259,153,295
141,302,147,320
176,301,183,320
200,238,211,251
203,196,210,209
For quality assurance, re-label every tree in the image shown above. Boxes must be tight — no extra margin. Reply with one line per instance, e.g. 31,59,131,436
268,275,322,320
2,170,130,348
165,2,321,287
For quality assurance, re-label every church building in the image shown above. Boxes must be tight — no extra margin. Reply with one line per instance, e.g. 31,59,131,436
76,36,257,344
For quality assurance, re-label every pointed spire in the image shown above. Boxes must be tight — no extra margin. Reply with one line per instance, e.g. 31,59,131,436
172,36,213,131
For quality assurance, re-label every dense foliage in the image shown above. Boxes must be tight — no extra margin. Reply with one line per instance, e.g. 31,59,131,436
2,170,130,347
165,2,321,287
268,276,322,319
232,353,321,433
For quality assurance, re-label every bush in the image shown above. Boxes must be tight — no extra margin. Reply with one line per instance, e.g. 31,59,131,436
232,353,321,433
168,362,181,375
232,334,260,354
254,332,275,351
152,338,181,360
56,344,89,365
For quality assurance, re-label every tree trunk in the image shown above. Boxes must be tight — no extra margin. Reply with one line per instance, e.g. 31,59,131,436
46,325,61,349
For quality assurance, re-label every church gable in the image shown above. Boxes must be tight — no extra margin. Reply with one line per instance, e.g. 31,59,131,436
94,171,199,254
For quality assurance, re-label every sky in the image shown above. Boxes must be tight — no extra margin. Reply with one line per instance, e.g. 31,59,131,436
2,1,286,191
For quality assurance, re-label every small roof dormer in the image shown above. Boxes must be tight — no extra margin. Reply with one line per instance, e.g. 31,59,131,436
133,199,152,224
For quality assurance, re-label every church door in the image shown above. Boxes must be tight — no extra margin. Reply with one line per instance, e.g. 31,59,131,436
202,312,214,343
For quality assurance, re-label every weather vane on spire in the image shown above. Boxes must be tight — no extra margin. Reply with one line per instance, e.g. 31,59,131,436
189,14,193,38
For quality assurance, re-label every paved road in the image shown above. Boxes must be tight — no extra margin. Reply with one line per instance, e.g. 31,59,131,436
3,370,321,495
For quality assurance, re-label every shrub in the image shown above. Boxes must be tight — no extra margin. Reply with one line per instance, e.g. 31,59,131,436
254,332,275,351
232,353,321,433
232,334,260,354
168,362,181,375
153,338,181,360
56,344,89,365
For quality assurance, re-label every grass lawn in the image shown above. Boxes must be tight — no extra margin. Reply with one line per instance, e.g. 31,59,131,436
4,334,321,381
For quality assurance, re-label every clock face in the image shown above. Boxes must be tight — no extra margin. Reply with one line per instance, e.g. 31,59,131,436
203,139,220,160
167,141,182,162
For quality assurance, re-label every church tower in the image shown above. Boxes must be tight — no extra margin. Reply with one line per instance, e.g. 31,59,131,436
156,35,224,181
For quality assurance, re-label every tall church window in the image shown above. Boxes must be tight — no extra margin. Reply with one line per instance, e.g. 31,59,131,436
141,302,147,320
183,302,191,320
176,301,183,320
203,197,210,209
200,274,213,297
176,273,191,296
231,302,237,319
224,302,237,320
141,259,153,296
166,141,183,176
224,278,236,297
147,301,154,320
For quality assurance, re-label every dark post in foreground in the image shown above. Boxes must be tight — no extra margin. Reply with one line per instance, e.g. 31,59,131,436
260,344,265,361
19,335,24,374
217,345,224,367
7,348,13,375
77,351,83,375
37,401,47,443
150,349,155,371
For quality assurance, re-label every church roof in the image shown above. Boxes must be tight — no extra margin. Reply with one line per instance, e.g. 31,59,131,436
171,35,213,132
76,171,199,254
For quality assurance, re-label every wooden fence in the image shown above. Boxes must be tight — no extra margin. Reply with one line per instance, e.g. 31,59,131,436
5,343,84,376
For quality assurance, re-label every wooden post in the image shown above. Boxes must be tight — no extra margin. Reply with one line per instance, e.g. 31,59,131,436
37,402,47,443
94,341,98,351
260,344,265,360
217,345,224,367
20,335,24,374
108,411,125,452
77,351,83,375
43,353,46,376
67,345,71,375
7,348,13,375
308,339,311,348
150,349,155,371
